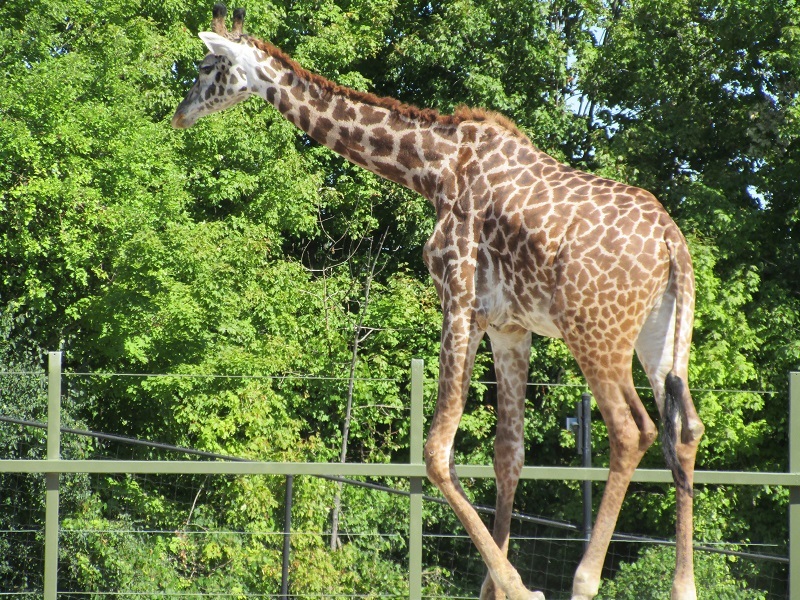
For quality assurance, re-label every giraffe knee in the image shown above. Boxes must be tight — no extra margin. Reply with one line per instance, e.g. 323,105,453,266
676,418,704,474
640,420,658,451
682,417,704,445
424,441,452,486
609,416,655,467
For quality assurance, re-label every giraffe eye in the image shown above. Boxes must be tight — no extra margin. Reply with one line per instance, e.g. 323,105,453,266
199,64,214,75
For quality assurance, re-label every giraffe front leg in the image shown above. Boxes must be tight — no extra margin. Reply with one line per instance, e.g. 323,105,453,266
426,313,544,600
481,327,532,600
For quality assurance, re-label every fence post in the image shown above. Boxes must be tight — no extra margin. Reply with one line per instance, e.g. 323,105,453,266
790,372,799,600
44,351,61,600
281,475,294,599
580,392,592,551
409,359,424,599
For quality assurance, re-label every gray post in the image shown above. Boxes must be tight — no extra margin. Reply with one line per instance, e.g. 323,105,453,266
44,351,61,600
281,475,294,599
580,392,592,550
409,359,424,598
790,373,799,600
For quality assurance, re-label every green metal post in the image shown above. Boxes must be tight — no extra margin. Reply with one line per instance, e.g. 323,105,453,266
790,372,800,600
409,359,424,599
44,351,61,600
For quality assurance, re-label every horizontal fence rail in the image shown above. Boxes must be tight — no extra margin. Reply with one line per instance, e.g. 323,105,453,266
5,459,800,486
0,353,797,599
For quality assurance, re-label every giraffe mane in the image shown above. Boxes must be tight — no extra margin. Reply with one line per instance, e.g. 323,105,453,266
242,35,529,141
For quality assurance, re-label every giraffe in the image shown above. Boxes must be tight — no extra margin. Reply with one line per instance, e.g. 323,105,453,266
172,5,704,599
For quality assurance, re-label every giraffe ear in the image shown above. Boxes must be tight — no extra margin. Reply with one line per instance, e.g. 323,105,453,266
199,31,238,59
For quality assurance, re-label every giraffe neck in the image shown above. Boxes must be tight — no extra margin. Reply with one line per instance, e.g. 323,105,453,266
240,36,460,199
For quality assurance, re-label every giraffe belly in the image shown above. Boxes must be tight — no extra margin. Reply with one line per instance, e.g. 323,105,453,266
514,304,562,339
479,283,562,339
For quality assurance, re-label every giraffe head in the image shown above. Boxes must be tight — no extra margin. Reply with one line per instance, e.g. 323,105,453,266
171,5,253,129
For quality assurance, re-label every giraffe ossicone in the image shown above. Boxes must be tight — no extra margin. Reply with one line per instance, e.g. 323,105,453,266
172,6,703,600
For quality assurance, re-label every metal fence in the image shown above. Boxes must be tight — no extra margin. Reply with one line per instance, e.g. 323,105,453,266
1,353,798,598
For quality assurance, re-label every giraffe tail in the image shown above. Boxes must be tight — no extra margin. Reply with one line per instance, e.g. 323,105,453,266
660,233,696,498
662,373,692,497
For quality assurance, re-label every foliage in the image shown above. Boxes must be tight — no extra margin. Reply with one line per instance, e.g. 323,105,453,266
597,545,767,600
1,0,798,596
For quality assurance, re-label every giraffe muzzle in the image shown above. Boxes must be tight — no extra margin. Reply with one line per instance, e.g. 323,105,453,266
171,108,195,129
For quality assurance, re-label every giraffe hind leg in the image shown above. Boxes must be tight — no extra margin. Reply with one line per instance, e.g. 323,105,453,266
570,369,656,600
635,298,703,600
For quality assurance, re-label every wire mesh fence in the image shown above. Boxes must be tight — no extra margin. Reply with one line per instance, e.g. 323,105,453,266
419,484,790,599
0,465,792,598
0,362,795,598
0,478,40,592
